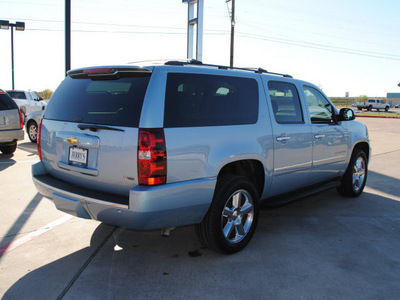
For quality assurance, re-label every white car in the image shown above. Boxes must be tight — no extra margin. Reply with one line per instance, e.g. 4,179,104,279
6,90,46,117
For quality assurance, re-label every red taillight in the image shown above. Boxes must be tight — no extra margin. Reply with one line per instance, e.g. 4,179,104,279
138,128,167,185
37,119,43,161
18,109,23,129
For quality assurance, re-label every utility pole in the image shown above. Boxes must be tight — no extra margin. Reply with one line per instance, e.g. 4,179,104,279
65,0,71,75
0,20,25,90
229,0,235,67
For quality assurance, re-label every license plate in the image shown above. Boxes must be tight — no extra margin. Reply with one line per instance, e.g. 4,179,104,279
69,147,88,167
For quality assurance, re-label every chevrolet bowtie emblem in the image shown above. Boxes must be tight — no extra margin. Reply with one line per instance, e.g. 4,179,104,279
67,137,79,145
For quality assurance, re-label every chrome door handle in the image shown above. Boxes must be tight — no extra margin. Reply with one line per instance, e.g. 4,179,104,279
314,134,325,139
276,136,291,142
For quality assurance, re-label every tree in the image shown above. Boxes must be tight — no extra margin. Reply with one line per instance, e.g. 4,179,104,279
355,95,368,102
36,89,53,100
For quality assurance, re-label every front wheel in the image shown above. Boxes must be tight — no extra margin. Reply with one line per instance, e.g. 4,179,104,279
385,106,389,112
196,175,260,254
337,149,368,197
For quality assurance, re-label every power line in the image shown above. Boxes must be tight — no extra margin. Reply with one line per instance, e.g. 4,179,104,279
237,32,400,61
26,28,186,34
242,32,400,59
0,16,227,33
4,17,399,61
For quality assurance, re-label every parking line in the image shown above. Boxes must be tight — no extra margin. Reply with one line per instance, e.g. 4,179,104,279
0,215,74,257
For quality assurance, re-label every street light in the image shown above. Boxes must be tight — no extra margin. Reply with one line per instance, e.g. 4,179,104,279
0,20,25,90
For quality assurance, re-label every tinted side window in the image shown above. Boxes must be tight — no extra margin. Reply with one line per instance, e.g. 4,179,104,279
164,73,258,127
0,94,18,110
44,75,150,127
268,81,303,124
303,86,334,124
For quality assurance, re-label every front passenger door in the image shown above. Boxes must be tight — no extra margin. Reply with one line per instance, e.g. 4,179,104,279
303,86,348,183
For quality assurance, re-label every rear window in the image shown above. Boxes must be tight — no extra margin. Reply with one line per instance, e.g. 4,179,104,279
44,75,151,127
7,91,26,99
0,94,18,110
164,73,258,127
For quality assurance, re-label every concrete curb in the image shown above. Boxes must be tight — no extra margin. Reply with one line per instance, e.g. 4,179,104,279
356,115,400,119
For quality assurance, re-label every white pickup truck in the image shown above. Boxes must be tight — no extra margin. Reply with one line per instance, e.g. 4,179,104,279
356,99,389,112
6,90,46,117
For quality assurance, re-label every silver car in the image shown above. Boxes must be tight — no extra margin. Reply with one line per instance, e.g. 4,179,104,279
25,110,43,143
32,61,370,253
0,89,24,154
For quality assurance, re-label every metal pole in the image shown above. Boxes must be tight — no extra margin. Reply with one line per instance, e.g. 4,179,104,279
230,0,235,67
196,0,204,61
187,2,194,60
11,26,14,90
65,0,71,75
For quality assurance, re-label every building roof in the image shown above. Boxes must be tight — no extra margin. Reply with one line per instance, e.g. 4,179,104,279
387,93,400,98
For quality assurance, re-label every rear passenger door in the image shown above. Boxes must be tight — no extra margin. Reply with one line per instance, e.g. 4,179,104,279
267,81,312,196
302,86,348,183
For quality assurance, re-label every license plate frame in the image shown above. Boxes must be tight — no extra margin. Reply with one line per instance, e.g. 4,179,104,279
68,146,88,167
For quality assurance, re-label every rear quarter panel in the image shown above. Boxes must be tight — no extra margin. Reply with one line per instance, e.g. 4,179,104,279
146,68,275,196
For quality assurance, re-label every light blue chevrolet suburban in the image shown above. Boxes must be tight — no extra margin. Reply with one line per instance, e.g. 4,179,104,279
32,61,370,253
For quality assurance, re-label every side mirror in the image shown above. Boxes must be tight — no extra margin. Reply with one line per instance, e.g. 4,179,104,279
39,97,43,101
338,108,356,121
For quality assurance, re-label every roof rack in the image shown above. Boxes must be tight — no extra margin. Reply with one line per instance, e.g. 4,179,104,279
165,59,293,78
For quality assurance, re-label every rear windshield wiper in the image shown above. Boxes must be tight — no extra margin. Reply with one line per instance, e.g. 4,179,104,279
78,124,125,132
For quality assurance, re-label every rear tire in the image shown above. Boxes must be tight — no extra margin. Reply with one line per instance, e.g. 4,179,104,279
337,149,368,197
27,121,38,143
0,142,17,154
196,175,259,254
385,106,389,112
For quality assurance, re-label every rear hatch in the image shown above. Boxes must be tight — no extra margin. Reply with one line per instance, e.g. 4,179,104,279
40,67,152,196
0,92,21,132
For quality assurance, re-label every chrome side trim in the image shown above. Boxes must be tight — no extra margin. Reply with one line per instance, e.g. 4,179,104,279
275,161,312,175
313,155,347,167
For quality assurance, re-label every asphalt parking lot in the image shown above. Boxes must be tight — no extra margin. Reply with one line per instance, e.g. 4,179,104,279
1,117,400,300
